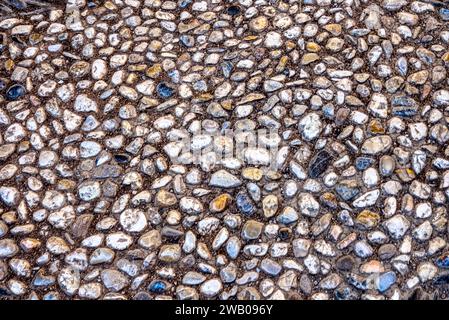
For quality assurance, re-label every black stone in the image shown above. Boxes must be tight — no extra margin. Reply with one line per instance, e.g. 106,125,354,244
392,106,418,118
6,84,26,101
227,5,241,15
0,287,9,297
114,154,130,163
308,150,332,178
278,227,291,241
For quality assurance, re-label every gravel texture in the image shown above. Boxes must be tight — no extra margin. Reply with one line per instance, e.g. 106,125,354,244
1,0,449,300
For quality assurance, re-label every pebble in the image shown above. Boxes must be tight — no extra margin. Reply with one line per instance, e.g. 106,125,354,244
156,83,174,99
384,215,411,239
209,170,241,188
309,150,332,178
376,272,397,293
236,193,256,216
119,209,147,233
101,270,129,292
362,136,393,155
298,193,320,218
299,113,322,141
241,220,263,241
6,84,25,100
0,239,19,258
200,279,222,298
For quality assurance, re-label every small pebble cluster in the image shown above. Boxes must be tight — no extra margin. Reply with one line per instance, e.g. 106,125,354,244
1,0,449,300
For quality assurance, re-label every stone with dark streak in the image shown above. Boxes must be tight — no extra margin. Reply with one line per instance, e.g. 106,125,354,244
308,150,332,178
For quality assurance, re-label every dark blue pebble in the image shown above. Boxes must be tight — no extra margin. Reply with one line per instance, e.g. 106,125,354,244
148,281,166,293
114,154,130,164
436,254,449,269
157,83,174,99
179,0,192,8
392,107,417,118
308,150,332,178
236,193,255,216
355,157,373,171
278,229,290,240
227,6,241,15
0,80,6,91
6,84,25,101
435,274,449,285
87,2,97,8
0,288,9,297
391,95,416,107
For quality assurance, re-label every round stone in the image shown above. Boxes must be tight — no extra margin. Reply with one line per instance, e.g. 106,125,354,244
250,16,269,32
6,84,26,100
200,278,223,297
119,209,147,232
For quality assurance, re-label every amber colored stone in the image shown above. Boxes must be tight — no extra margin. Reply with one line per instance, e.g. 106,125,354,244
395,168,416,182
221,100,234,110
210,193,232,213
146,64,163,78
323,23,342,36
242,167,263,181
355,210,380,229
369,119,385,134
306,42,321,52
5,59,14,72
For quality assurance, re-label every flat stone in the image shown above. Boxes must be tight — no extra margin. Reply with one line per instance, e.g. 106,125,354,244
209,170,242,188
361,136,393,155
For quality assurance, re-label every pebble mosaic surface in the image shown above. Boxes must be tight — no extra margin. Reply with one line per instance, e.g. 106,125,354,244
1,0,449,300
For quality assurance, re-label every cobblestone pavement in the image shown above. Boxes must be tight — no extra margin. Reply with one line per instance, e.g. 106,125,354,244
1,0,449,300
